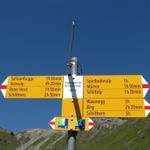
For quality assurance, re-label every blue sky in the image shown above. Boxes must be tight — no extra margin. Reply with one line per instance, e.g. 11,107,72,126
0,0,150,132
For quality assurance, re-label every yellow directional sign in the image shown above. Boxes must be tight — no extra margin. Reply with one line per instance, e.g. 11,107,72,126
83,98,145,117
84,75,144,99
48,117,94,131
5,76,63,98
61,99,83,117
1,74,150,119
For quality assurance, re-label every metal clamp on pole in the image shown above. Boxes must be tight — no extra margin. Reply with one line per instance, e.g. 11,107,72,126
67,57,78,76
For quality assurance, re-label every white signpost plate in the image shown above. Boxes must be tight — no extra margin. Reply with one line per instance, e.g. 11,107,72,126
63,75,83,99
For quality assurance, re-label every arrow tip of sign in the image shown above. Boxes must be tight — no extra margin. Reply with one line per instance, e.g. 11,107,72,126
143,89,149,97
142,76,149,97
0,77,8,98
48,117,56,129
142,76,148,85
88,118,95,130
1,89,6,98
144,100,150,117
2,77,8,86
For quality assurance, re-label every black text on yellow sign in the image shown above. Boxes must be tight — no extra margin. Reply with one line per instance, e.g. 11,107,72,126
84,75,144,98
83,98,145,117
6,76,63,99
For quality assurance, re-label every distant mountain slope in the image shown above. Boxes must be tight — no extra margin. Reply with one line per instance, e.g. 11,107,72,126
76,118,150,150
1,117,150,150
49,118,127,150
15,118,126,150
0,128,20,150
15,128,65,150
53,117,150,150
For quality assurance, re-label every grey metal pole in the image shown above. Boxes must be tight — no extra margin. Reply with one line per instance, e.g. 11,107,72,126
67,131,77,150
67,57,78,76
67,57,78,150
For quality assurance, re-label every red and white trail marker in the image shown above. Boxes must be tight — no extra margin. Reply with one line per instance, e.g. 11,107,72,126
88,118,95,130
48,117,56,129
0,77,8,97
142,76,150,97
144,100,150,117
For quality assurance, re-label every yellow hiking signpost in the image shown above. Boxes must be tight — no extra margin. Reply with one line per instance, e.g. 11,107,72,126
1,76,63,99
1,21,150,150
60,75,150,119
82,75,150,118
0,75,150,119
48,117,94,131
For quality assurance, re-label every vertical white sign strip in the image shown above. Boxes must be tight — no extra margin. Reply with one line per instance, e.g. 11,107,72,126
144,100,150,117
1,77,8,97
142,76,149,97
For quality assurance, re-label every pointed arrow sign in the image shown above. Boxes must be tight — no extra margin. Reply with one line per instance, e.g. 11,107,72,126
0,76,63,98
48,117,56,129
48,117,94,131
0,75,150,100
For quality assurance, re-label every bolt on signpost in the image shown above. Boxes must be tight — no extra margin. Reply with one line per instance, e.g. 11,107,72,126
0,21,150,150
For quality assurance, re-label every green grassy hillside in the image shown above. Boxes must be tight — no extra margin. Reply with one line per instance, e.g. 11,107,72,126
77,118,150,150
1,117,150,150
0,128,20,150
49,117,150,150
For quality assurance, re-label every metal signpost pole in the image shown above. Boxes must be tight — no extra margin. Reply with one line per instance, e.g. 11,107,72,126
67,57,78,150
67,130,77,150
67,20,78,150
